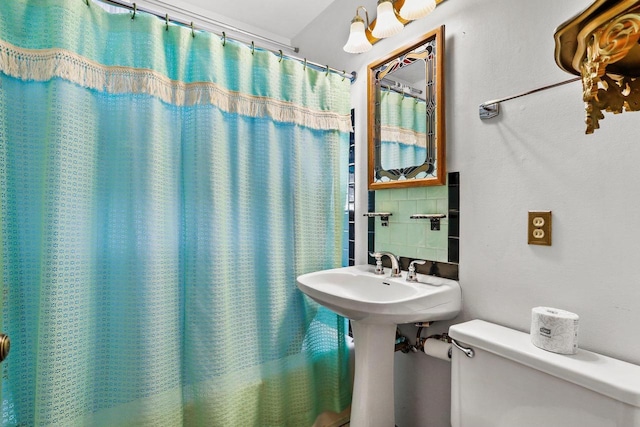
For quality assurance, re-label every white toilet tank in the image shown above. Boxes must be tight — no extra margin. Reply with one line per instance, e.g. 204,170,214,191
449,320,640,427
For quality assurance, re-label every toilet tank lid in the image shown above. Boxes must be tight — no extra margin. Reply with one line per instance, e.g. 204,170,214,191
449,319,640,408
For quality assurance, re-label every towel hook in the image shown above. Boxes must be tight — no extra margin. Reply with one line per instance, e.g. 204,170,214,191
251,41,255,55
190,22,195,38
165,14,169,31
278,50,283,63
221,31,226,46
131,3,136,20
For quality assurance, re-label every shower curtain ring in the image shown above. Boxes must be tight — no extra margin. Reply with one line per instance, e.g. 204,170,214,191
342,70,346,81
165,14,169,31
190,22,195,38
303,58,307,70
131,3,136,20
251,41,255,55
85,0,89,6
325,65,330,76
278,50,283,62
222,32,226,46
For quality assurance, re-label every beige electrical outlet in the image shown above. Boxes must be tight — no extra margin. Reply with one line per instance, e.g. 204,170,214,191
528,211,552,246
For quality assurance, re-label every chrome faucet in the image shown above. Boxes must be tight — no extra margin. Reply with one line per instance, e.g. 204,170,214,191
369,251,401,277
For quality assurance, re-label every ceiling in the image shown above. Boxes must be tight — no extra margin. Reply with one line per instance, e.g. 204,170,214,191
187,0,339,41
125,0,342,51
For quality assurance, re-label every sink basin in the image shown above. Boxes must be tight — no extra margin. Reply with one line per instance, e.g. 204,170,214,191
296,264,461,324
297,264,461,427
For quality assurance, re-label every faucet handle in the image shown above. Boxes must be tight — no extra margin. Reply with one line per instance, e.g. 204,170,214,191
369,252,385,275
407,260,426,282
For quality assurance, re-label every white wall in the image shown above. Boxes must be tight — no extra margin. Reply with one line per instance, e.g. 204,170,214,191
295,0,640,425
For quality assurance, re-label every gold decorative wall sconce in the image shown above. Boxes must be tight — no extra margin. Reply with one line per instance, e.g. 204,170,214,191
343,0,445,53
555,0,640,133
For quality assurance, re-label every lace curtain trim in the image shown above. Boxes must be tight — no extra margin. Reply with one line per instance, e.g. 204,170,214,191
0,39,351,133
381,125,427,146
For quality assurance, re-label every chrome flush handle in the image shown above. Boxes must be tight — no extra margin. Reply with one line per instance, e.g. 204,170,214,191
451,339,474,358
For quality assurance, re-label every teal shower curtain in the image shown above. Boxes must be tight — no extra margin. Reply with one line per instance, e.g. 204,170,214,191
0,1,352,425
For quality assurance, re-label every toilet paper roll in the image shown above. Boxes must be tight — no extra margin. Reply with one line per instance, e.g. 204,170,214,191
423,338,452,362
530,307,579,355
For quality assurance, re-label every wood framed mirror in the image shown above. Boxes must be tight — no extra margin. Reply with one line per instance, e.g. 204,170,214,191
368,26,445,189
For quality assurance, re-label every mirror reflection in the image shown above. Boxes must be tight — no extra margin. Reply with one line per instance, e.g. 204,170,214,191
368,26,445,189
379,50,428,173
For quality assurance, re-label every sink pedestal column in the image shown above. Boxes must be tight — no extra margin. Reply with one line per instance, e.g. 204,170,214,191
350,320,397,427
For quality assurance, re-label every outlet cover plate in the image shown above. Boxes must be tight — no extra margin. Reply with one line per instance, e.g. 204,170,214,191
528,211,552,246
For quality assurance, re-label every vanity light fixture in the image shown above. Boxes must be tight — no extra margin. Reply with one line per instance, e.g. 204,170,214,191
371,0,404,39
343,7,373,53
343,0,442,54
399,0,436,20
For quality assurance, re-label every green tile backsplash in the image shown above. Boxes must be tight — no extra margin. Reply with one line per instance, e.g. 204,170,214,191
374,185,449,262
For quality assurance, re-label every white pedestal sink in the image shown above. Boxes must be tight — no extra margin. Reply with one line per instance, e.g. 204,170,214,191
297,264,461,427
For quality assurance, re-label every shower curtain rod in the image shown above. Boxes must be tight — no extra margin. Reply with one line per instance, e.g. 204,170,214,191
92,0,357,82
